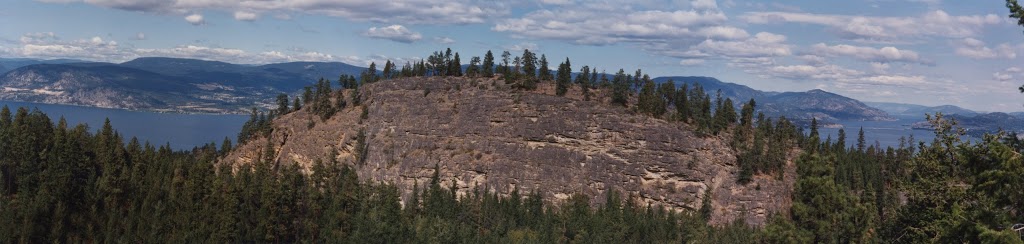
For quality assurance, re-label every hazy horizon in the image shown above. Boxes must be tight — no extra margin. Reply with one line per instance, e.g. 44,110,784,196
1,0,1023,112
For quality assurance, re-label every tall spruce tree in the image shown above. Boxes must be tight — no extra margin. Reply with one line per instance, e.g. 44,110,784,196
611,69,629,106
482,50,494,77
555,58,572,96
538,54,552,81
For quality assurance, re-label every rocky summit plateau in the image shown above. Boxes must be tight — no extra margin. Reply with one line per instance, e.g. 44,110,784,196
224,76,799,227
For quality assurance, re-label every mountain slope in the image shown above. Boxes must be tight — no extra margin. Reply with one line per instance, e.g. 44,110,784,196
654,76,768,102
901,105,978,118
865,102,979,120
762,89,893,121
0,58,367,113
258,61,365,82
224,76,799,227
120,57,250,76
863,102,928,115
0,58,88,74
912,112,1024,136
0,56,902,120
0,64,188,110
655,77,894,122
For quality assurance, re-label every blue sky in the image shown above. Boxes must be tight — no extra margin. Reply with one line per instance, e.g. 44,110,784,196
1,0,1022,112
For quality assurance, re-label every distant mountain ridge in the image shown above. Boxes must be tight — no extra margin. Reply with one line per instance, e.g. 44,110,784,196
654,76,894,123
865,101,979,119
912,112,1024,137
0,57,365,113
0,58,88,74
0,57,1005,120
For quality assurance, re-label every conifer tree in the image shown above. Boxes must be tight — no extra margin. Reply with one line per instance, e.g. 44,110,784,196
500,51,511,76
555,58,572,96
467,56,480,77
611,69,629,107
856,127,866,153
450,53,462,77
482,50,494,77
637,78,665,117
538,54,552,81
382,60,394,80
521,49,537,80
576,65,591,101
276,93,290,115
671,84,687,123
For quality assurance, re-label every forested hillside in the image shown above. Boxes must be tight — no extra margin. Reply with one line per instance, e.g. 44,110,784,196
1,47,1022,243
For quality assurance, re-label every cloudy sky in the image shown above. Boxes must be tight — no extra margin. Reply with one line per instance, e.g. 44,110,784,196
1,0,1023,112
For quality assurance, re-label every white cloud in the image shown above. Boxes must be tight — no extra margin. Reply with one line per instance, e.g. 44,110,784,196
12,33,130,61
742,10,1002,42
184,13,204,25
362,25,422,43
691,0,718,10
134,45,345,64
47,0,507,25
993,66,1024,81
541,0,573,5
697,26,749,39
135,32,146,40
810,43,925,64
953,38,1017,59
504,42,539,52
20,32,58,43
855,75,927,85
993,72,1013,81
761,64,862,81
869,62,890,74
434,36,455,44
689,32,791,58
679,59,705,66
726,57,776,69
4,32,355,64
493,5,733,45
798,54,826,65
234,11,257,21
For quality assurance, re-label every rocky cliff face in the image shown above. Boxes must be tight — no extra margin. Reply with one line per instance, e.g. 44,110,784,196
223,76,797,226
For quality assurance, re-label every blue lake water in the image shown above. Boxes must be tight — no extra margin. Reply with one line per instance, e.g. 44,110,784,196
0,100,968,151
0,101,248,150
816,119,944,149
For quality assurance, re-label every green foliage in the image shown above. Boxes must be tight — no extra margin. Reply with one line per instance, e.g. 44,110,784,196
734,113,801,184
449,53,462,77
361,62,378,84
576,65,591,101
555,58,572,96
1009,0,1024,34
657,80,675,114
466,56,481,77
355,128,368,165
637,77,666,117
382,60,394,80
712,93,737,134
311,78,337,120
611,69,629,107
520,49,537,81
0,107,815,243
275,93,290,115
482,50,495,78
675,83,690,123
237,107,274,145
351,82,362,106
791,153,877,243
538,54,552,81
